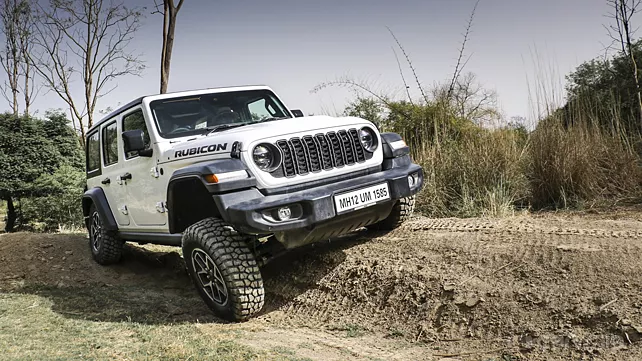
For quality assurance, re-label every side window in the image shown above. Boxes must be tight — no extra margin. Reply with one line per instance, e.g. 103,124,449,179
248,98,274,120
86,131,101,177
102,121,118,166
123,109,150,159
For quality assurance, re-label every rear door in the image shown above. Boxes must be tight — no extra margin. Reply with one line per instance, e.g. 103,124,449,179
100,119,130,226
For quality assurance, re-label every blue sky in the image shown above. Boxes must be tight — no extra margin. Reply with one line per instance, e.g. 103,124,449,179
15,0,631,124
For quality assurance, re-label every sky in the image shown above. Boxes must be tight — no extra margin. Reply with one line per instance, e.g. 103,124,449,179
13,0,632,125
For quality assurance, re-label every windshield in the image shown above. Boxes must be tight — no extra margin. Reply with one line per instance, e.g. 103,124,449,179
150,89,292,139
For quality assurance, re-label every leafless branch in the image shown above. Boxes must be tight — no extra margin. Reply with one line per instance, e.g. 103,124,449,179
30,0,145,141
391,46,414,105
386,26,428,104
447,0,480,101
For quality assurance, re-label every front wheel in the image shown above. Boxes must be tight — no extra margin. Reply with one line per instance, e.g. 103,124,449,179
368,196,416,231
182,218,264,322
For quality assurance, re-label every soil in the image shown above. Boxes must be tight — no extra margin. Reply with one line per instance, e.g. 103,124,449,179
2,210,642,360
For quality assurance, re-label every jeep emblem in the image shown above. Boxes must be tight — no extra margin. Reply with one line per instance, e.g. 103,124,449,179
174,143,228,158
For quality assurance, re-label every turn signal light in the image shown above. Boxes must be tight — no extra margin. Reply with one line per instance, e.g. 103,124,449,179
204,174,219,183
203,170,249,184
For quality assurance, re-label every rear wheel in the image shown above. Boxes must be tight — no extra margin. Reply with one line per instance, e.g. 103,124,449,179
182,218,264,322
88,204,123,265
369,196,415,231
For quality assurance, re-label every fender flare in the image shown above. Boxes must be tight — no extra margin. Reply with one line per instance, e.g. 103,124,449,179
82,187,118,231
381,132,410,159
166,158,257,233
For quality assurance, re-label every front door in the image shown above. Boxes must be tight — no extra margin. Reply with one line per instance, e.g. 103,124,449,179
120,107,167,227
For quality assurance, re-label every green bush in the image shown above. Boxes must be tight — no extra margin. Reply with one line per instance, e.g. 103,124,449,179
18,164,85,232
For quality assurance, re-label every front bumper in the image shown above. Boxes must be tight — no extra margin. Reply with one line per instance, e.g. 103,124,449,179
213,155,424,236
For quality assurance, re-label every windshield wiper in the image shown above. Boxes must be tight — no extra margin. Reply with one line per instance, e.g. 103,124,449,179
205,117,290,136
260,116,290,122
205,123,247,135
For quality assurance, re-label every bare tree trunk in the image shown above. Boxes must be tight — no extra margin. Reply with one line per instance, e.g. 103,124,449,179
622,7,642,127
9,0,18,115
159,0,184,94
23,53,29,115
607,0,642,130
5,195,15,232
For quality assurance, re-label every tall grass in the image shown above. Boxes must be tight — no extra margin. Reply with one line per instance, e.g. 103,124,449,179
415,127,530,217
315,25,642,217
528,105,642,209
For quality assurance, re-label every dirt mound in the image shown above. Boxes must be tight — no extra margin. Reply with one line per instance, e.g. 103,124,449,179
2,214,642,359
259,216,642,360
0,232,185,290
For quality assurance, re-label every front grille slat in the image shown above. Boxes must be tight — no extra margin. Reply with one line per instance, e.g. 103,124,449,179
274,128,369,177
349,129,366,162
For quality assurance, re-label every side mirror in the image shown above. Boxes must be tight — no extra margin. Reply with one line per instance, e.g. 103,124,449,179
123,130,152,157
291,109,304,118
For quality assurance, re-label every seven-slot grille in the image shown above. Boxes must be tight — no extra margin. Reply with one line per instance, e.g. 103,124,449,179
275,129,369,177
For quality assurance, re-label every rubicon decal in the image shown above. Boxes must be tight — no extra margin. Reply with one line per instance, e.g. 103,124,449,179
174,143,228,158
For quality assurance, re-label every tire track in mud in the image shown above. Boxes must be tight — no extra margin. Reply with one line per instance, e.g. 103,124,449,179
403,217,642,240
260,215,642,359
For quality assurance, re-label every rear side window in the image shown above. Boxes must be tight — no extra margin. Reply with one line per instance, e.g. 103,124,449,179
102,121,118,166
86,131,101,177
123,109,150,159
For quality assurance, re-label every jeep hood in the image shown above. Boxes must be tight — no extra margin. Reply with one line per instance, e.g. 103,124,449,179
160,115,374,162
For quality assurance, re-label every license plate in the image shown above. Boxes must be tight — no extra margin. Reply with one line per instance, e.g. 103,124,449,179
334,182,391,214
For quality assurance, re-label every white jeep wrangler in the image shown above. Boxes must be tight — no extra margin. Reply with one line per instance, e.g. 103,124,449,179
82,85,424,321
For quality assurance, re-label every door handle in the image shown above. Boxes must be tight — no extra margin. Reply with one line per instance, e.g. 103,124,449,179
101,177,110,185
120,172,132,181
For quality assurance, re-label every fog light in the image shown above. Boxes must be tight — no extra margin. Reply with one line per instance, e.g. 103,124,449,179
408,175,416,187
277,206,292,221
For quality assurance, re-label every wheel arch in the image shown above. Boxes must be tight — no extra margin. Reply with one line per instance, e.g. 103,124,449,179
82,187,119,231
167,176,221,234
166,159,256,234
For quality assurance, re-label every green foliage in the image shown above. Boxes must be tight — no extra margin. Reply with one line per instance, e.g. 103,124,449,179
0,113,60,199
564,39,642,135
0,111,85,231
343,98,384,127
19,164,85,232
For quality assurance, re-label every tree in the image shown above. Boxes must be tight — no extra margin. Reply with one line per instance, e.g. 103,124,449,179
564,39,642,135
0,0,23,114
0,111,83,232
155,0,184,94
0,113,57,231
0,0,39,116
606,0,642,127
17,0,36,116
343,97,385,127
31,0,145,143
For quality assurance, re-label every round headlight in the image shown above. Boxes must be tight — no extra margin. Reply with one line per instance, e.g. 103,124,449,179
359,127,378,152
252,143,281,172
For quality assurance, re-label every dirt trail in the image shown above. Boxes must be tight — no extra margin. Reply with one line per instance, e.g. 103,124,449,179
2,211,642,360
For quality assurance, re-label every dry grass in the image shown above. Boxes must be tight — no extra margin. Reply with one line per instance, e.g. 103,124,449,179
414,127,530,218
528,119,642,209
409,99,642,216
0,292,313,361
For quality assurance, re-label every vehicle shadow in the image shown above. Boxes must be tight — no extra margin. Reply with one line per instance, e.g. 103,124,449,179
5,229,377,325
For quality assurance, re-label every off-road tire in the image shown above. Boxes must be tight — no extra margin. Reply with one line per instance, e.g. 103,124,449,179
369,196,415,231
182,217,264,322
88,204,123,265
